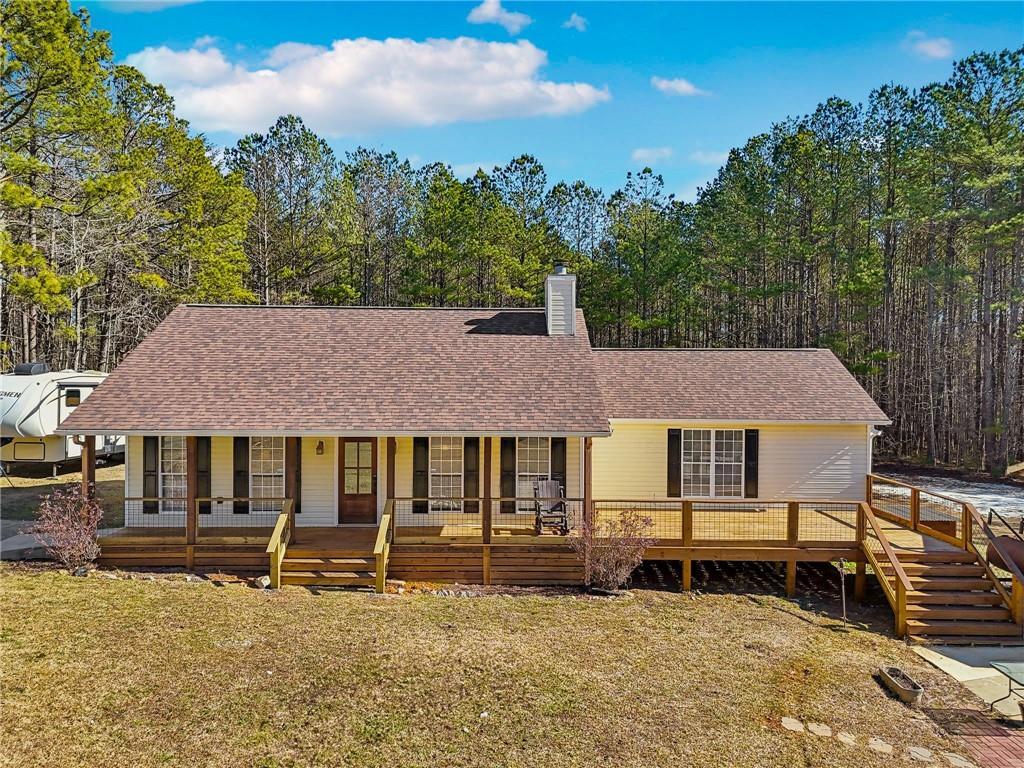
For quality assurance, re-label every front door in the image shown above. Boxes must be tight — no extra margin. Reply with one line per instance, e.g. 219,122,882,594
339,438,377,524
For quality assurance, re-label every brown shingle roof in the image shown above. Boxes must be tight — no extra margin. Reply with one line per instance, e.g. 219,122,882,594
591,348,889,423
58,305,611,435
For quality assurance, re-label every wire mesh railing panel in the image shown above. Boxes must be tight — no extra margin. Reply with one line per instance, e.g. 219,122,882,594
797,501,860,543
691,501,788,542
123,498,187,529
916,490,964,542
392,498,484,538
592,500,679,540
197,497,287,529
871,478,911,522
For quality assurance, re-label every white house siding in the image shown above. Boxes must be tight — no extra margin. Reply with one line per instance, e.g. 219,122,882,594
591,421,871,501
298,436,336,526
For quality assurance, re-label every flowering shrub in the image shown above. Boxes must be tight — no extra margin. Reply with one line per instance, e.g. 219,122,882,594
568,509,656,591
33,486,103,569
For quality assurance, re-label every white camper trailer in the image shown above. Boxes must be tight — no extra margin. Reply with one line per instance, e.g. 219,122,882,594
0,363,124,470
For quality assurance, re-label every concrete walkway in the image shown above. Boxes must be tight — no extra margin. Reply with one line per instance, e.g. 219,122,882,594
913,645,1023,721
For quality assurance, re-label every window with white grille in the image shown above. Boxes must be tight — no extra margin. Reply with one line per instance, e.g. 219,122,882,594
429,437,463,511
517,437,551,510
682,429,744,497
159,436,186,513
250,436,284,513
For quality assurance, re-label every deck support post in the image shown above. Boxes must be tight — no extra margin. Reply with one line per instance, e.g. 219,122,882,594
185,436,198,570
910,488,920,531
80,436,96,499
583,437,593,526
482,436,492,584
786,501,799,545
854,561,866,602
785,560,797,597
680,560,692,591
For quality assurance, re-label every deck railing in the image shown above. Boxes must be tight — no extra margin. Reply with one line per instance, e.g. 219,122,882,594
869,473,1024,633
374,500,395,593
266,500,295,589
122,496,292,532
860,501,913,636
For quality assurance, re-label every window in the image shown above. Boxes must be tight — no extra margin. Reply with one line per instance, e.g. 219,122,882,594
250,436,285,513
65,389,81,407
343,440,373,494
159,436,186,513
517,437,550,511
681,429,743,498
429,437,462,511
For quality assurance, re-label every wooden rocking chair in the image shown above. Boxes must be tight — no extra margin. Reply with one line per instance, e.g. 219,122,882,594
533,479,569,535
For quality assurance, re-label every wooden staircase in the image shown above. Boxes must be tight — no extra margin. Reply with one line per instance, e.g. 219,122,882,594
876,550,1023,644
279,546,379,588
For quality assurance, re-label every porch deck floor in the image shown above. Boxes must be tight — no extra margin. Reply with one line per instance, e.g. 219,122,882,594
876,519,961,553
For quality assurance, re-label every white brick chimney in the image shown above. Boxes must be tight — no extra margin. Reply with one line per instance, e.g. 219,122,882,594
545,262,576,336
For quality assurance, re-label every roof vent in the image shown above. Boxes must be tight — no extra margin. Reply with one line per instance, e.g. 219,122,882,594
545,263,576,336
13,362,49,376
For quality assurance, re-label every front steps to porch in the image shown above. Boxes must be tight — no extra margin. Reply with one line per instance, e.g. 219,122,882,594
875,550,1023,645
279,544,379,588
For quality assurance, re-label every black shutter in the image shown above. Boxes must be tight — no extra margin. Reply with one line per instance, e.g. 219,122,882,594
550,437,567,493
744,429,759,498
412,437,429,514
463,437,479,514
233,437,249,514
285,437,301,514
500,437,516,514
197,436,212,514
142,436,159,513
667,429,681,497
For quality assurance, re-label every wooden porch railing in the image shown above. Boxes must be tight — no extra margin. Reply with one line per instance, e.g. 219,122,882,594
859,501,914,636
265,499,295,589
374,500,395,593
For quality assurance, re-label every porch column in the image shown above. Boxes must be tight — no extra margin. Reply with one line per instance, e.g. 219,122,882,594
583,436,593,526
185,436,198,568
80,436,96,499
386,437,396,500
482,437,492,545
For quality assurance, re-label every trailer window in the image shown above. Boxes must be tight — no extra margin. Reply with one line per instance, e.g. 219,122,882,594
65,389,81,407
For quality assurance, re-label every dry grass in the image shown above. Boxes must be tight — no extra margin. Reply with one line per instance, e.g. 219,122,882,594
0,463,124,535
0,563,984,768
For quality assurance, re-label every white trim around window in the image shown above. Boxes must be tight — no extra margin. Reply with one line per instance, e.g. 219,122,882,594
429,436,463,512
682,428,744,498
158,435,186,513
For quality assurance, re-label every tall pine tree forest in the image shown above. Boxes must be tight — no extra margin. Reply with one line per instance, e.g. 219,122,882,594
2,1,1022,473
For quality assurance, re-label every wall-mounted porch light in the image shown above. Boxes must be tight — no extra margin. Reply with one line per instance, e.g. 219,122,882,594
316,440,325,455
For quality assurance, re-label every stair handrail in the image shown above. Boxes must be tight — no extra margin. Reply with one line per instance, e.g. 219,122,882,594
964,501,1024,628
860,502,913,635
374,500,394,594
265,499,294,589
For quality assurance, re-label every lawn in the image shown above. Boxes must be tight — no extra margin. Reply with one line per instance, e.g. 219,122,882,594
0,463,125,537
0,564,985,768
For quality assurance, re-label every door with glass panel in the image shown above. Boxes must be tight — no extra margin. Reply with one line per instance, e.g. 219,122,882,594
339,438,377,524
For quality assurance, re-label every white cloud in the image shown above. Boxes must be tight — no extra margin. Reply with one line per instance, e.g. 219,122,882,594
631,146,673,164
689,149,729,166
126,45,234,86
467,0,532,35
193,35,218,48
124,37,610,136
562,13,587,32
451,161,497,178
651,76,709,97
904,30,953,60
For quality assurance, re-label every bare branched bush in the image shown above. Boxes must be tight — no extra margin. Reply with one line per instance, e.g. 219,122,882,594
568,509,656,591
33,486,103,569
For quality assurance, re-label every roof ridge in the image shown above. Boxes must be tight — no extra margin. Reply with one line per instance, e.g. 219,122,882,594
182,304,548,312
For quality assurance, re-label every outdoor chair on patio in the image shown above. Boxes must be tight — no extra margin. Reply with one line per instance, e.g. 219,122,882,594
533,479,569,536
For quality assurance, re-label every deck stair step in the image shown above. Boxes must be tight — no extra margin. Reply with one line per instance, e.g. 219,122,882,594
906,619,1023,637
907,577,995,591
284,548,375,559
904,590,1005,605
282,557,375,572
893,551,979,564
908,635,1024,647
879,563,985,578
905,605,1012,621
280,570,376,587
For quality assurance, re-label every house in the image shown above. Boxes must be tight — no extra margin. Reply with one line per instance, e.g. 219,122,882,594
55,267,1023,643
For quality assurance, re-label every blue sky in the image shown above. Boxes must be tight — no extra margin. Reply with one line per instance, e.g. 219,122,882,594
86,1,1022,199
